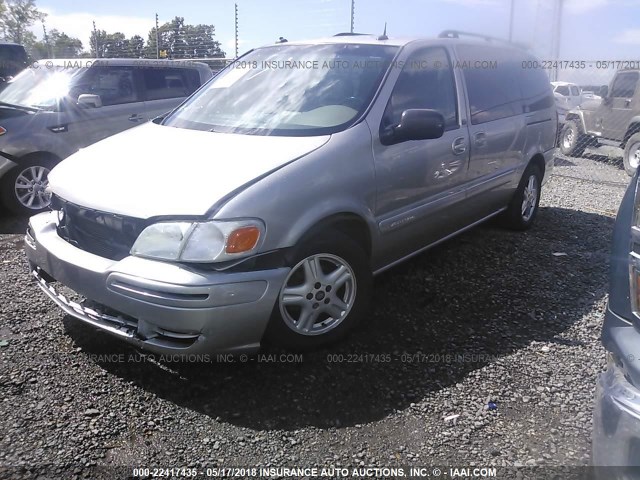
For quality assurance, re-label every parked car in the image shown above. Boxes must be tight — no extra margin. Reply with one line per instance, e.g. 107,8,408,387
559,69,640,176
0,58,212,214
551,81,583,124
0,42,28,83
25,31,557,354
593,172,640,471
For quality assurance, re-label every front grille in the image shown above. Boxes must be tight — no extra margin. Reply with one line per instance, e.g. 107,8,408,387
52,195,146,261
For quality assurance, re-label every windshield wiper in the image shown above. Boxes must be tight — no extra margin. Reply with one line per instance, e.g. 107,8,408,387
0,101,40,112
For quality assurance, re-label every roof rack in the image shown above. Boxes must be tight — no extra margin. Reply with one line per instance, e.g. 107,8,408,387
333,32,372,37
438,30,525,48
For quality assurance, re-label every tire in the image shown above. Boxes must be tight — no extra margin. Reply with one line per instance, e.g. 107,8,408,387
264,231,372,350
502,164,542,231
559,120,587,157
1,156,57,215
623,132,640,177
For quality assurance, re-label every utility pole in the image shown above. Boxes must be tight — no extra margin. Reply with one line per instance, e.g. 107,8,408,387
42,23,51,59
508,0,515,42
93,21,99,58
552,0,564,81
155,13,160,59
234,3,239,58
350,0,355,34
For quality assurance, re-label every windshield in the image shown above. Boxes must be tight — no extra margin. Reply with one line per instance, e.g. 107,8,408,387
163,43,398,136
0,66,88,111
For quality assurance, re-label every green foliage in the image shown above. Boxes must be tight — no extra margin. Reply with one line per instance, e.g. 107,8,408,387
0,1,225,59
145,16,225,59
0,0,45,44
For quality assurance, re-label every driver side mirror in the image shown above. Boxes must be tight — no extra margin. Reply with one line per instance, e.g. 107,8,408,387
381,109,445,146
77,94,102,108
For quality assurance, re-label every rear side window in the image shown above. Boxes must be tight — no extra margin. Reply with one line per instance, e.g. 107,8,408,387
457,45,522,124
142,68,201,101
555,85,569,96
383,47,458,130
611,72,639,98
518,55,554,112
570,86,580,96
71,67,138,106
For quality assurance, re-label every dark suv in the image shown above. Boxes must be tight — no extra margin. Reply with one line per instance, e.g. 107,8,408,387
0,43,27,82
559,69,640,176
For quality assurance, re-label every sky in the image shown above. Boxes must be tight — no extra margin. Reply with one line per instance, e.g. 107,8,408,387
32,0,640,83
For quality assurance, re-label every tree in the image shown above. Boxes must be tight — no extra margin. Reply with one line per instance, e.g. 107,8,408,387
90,30,146,58
146,16,224,59
27,30,83,59
128,35,145,58
0,0,46,44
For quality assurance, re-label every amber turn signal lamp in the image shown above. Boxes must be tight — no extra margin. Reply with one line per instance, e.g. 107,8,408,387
226,226,261,253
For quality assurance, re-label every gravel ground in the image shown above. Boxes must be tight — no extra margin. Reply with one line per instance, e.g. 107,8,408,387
0,154,632,479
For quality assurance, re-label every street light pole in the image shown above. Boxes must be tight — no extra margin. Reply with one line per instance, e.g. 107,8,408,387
553,0,564,81
508,0,515,41
350,0,355,34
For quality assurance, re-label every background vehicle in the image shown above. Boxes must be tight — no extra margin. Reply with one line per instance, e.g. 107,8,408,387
0,58,212,214
593,173,640,470
0,43,28,83
559,69,640,176
25,31,557,354
552,81,583,124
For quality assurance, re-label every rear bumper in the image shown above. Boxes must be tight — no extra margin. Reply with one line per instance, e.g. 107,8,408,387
25,211,290,355
593,306,640,469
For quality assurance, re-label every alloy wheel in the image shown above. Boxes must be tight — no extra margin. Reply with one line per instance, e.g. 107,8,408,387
521,174,538,222
14,165,51,210
279,253,357,336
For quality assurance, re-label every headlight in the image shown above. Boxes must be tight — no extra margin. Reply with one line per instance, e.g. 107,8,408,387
130,219,264,263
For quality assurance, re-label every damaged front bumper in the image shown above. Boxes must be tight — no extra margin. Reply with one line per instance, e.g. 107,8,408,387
24,211,290,356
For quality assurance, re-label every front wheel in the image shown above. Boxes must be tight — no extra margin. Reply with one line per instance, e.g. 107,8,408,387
264,232,372,350
502,164,542,231
623,132,640,177
1,157,56,215
559,120,587,157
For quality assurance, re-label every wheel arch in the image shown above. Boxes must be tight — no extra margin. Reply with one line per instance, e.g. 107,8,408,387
528,152,546,178
12,151,63,166
622,120,640,147
564,111,586,133
293,212,373,260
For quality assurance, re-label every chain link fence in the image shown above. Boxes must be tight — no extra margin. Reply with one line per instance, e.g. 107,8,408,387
549,62,639,175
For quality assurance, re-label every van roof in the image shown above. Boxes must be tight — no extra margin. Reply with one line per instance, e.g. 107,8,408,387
34,58,211,70
269,32,526,50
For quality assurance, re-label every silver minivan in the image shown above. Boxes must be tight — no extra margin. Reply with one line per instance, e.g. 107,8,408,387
0,58,212,214
25,32,557,354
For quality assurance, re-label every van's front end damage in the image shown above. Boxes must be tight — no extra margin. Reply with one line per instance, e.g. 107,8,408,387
25,210,290,356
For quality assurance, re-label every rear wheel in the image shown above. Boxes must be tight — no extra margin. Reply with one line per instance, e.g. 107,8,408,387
265,231,372,350
502,164,542,231
623,132,640,177
1,156,56,215
559,120,587,157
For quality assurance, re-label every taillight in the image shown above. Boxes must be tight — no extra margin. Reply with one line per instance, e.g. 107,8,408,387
0,126,6,136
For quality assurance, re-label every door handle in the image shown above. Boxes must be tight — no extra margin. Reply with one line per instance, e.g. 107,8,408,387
474,132,487,147
128,114,143,122
451,137,467,155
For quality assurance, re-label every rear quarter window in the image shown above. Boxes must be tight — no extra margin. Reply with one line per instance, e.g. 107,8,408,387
456,45,523,125
518,55,554,112
142,67,202,101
